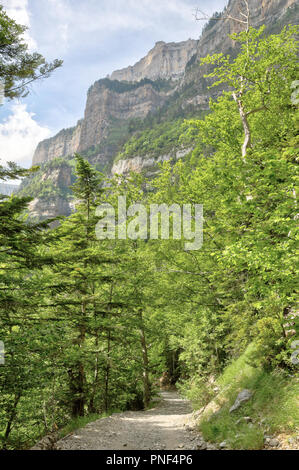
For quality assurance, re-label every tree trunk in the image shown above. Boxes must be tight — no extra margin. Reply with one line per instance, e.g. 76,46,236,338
138,309,150,409
104,330,111,412
232,90,251,159
68,366,85,417
69,301,86,417
89,329,99,414
104,283,114,412
3,392,21,448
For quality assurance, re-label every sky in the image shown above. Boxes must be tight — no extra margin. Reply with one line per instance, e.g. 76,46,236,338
0,0,228,170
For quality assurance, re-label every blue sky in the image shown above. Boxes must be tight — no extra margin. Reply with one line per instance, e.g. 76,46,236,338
0,0,227,169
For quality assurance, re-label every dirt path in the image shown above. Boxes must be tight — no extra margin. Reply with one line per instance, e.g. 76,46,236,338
56,391,206,451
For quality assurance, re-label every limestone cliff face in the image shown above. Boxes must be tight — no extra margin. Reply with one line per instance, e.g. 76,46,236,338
32,38,198,166
39,164,72,188
33,81,169,165
33,122,82,165
110,39,198,82
28,196,71,221
78,81,168,153
111,148,191,177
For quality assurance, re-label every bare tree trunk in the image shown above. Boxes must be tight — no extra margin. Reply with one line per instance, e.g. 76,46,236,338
196,0,254,161
89,287,99,414
77,301,87,416
232,90,251,159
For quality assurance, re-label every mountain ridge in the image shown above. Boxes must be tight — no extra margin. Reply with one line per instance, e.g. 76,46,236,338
21,0,299,219
32,39,198,167
32,0,298,170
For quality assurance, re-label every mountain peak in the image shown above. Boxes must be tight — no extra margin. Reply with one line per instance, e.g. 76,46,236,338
109,38,198,82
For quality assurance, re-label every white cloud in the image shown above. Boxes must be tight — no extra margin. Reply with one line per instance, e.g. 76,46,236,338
35,0,227,58
47,0,224,33
49,0,195,35
0,104,51,168
1,0,37,50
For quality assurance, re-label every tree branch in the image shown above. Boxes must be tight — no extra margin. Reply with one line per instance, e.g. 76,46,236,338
6,65,61,95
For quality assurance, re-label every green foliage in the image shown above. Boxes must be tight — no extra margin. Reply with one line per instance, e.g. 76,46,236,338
198,346,299,449
0,161,39,181
115,119,188,162
71,154,103,203
91,77,175,95
0,5,62,100
0,164,59,449
201,411,265,450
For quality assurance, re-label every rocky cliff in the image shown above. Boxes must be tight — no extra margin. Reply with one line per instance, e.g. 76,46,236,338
109,39,198,82
110,0,298,182
21,162,73,219
78,80,171,153
33,122,82,165
26,0,298,220
32,39,198,167
32,0,298,168
32,81,170,166
112,148,191,177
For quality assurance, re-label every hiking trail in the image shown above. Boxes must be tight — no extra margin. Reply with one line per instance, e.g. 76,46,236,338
56,390,206,450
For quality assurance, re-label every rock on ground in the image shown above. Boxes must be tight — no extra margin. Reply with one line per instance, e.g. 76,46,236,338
229,389,253,413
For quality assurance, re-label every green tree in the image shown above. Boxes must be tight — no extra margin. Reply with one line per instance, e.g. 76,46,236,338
0,164,59,448
150,25,298,390
0,4,62,100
